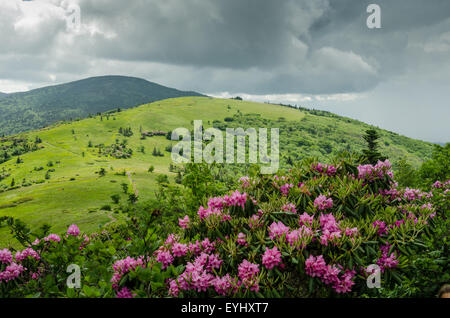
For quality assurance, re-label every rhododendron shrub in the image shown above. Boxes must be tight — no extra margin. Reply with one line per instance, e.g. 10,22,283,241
0,219,121,298
0,158,448,298
145,159,448,297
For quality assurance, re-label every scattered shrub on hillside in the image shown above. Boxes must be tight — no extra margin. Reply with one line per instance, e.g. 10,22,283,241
152,147,164,157
98,168,107,177
111,194,120,204
98,140,133,159
100,204,112,211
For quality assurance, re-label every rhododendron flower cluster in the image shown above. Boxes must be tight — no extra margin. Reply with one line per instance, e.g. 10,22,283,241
0,263,25,283
210,274,239,296
403,188,433,201
379,187,400,201
15,248,40,262
168,252,225,296
236,233,247,246
305,255,356,293
44,234,61,243
238,260,260,292
111,256,145,289
376,244,399,272
223,190,247,209
344,227,358,237
156,250,174,269
178,215,190,229
262,246,282,270
248,214,263,229
314,195,333,210
239,176,255,188
116,287,135,298
286,226,313,248
373,220,388,236
198,191,248,222
172,242,188,257
280,183,294,196
67,224,80,237
298,212,314,226
313,163,337,176
357,159,393,182
432,181,443,188
268,221,290,240
319,213,341,246
281,203,296,213
0,249,12,265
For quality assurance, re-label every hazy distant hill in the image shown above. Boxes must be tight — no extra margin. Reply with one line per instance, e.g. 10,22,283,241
0,76,205,136
0,92,7,99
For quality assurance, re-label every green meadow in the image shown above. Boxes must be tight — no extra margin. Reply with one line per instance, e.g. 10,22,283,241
0,97,433,247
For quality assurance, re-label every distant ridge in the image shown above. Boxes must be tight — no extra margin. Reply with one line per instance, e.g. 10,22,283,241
0,75,205,136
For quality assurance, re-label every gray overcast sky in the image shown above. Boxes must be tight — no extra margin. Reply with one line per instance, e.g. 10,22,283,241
1,0,449,143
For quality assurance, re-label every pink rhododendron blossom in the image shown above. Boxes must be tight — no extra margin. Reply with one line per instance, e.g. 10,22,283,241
305,255,327,278
403,188,421,201
280,183,293,196
178,215,190,229
372,220,388,236
376,244,399,272
116,287,134,298
238,260,260,291
0,249,12,265
358,160,393,183
286,226,313,247
239,176,255,188
262,246,282,270
236,233,247,246
344,227,358,237
111,256,145,288
0,263,25,282
165,234,179,247
249,214,262,228
15,248,40,262
44,234,61,243
211,274,238,296
305,255,355,293
67,224,80,237
156,250,174,269
314,195,333,210
313,163,337,176
281,203,296,213
168,279,180,297
172,243,188,257
432,181,442,188
188,240,202,256
299,212,314,226
201,238,216,254
268,221,289,240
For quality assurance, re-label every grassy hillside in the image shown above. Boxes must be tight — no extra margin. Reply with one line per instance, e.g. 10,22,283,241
0,97,434,247
0,76,204,136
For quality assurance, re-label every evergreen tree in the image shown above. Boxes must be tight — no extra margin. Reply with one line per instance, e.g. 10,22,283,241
361,129,386,164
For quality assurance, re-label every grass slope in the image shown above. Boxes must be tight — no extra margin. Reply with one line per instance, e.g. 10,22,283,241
0,97,434,247
0,75,204,136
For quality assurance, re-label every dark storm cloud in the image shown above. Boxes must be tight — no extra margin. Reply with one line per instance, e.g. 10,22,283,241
0,0,449,141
